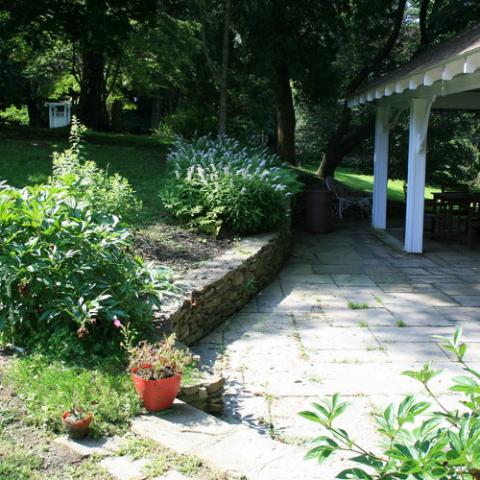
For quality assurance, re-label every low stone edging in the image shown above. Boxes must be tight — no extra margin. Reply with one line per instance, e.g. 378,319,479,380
178,376,225,415
160,226,291,346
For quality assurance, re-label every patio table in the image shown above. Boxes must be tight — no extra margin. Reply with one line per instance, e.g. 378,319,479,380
432,192,480,243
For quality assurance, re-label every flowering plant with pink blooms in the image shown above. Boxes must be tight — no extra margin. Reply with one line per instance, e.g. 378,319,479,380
128,334,192,380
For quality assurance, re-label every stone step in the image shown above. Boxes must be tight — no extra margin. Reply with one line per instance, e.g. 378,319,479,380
100,455,149,480
54,436,189,480
130,400,333,479
55,434,122,457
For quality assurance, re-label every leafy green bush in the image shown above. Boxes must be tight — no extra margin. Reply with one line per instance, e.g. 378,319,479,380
0,181,168,351
300,329,480,480
0,119,172,354
161,136,301,236
0,105,30,126
51,117,142,224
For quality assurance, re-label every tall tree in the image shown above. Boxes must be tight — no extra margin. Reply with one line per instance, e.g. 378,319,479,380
65,0,157,130
3,0,158,130
317,0,408,178
196,0,233,135
238,0,344,165
218,0,231,135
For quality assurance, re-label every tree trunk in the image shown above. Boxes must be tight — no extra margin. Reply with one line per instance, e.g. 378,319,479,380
318,108,375,178
319,0,407,176
27,98,43,127
275,61,296,165
218,0,231,136
78,49,109,131
419,0,430,49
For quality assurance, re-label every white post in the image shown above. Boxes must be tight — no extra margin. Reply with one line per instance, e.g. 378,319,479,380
404,98,432,253
372,106,390,229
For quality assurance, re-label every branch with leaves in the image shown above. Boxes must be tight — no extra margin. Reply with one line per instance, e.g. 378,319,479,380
300,329,480,480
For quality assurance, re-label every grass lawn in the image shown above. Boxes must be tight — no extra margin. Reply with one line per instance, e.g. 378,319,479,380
300,165,440,202
0,131,170,224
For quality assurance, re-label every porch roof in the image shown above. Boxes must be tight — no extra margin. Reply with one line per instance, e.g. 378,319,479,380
348,24,480,107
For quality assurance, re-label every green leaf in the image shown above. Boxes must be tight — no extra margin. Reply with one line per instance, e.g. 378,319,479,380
336,468,373,479
312,401,330,419
304,445,336,462
351,454,384,469
402,362,441,384
299,411,324,424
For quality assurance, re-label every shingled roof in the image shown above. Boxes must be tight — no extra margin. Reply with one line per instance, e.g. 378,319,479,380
348,24,480,106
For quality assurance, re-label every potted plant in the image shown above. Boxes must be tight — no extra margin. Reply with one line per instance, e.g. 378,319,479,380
129,334,192,412
61,406,93,439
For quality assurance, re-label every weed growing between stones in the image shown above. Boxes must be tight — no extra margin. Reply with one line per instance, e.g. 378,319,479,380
348,301,370,310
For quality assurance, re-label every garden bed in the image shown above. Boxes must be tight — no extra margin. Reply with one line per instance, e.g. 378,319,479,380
135,224,233,274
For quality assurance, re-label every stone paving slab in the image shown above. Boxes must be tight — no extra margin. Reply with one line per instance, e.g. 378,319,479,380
382,341,450,362
436,306,480,322
333,274,377,287
100,456,149,480
132,400,328,479
55,435,122,457
131,402,236,456
380,291,457,306
321,307,396,326
451,295,480,307
191,224,480,477
279,273,334,284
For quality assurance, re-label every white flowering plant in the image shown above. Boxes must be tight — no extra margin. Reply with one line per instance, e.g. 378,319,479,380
161,136,301,236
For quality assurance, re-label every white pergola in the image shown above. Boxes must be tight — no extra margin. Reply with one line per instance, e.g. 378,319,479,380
348,26,480,253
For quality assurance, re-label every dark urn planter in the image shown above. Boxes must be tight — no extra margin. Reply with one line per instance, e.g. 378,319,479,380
303,188,334,233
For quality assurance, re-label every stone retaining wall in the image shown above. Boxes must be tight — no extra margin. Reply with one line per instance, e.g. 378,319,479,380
159,226,291,346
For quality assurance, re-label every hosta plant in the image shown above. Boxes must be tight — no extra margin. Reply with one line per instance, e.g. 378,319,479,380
161,136,301,236
300,329,480,480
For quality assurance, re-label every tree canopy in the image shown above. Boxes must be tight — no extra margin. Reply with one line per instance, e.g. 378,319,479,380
1,0,479,182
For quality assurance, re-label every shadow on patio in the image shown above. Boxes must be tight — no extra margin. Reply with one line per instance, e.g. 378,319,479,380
191,221,480,449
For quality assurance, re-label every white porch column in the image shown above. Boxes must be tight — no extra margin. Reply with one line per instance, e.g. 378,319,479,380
404,98,433,253
372,106,390,229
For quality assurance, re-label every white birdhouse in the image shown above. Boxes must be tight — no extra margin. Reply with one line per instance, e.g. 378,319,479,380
46,101,72,128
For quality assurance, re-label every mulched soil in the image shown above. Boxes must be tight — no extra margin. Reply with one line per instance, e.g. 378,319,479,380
135,223,233,274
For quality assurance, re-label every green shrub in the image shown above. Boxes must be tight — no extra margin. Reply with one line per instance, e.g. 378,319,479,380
0,181,169,352
300,329,480,480
161,136,301,236
0,120,172,354
0,105,29,126
51,117,142,224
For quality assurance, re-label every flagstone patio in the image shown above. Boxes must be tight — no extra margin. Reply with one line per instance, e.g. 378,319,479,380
192,222,480,473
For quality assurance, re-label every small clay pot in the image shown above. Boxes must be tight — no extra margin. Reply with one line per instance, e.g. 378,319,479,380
61,410,93,439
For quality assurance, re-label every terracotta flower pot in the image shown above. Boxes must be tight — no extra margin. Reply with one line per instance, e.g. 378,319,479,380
61,410,93,439
131,368,182,412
